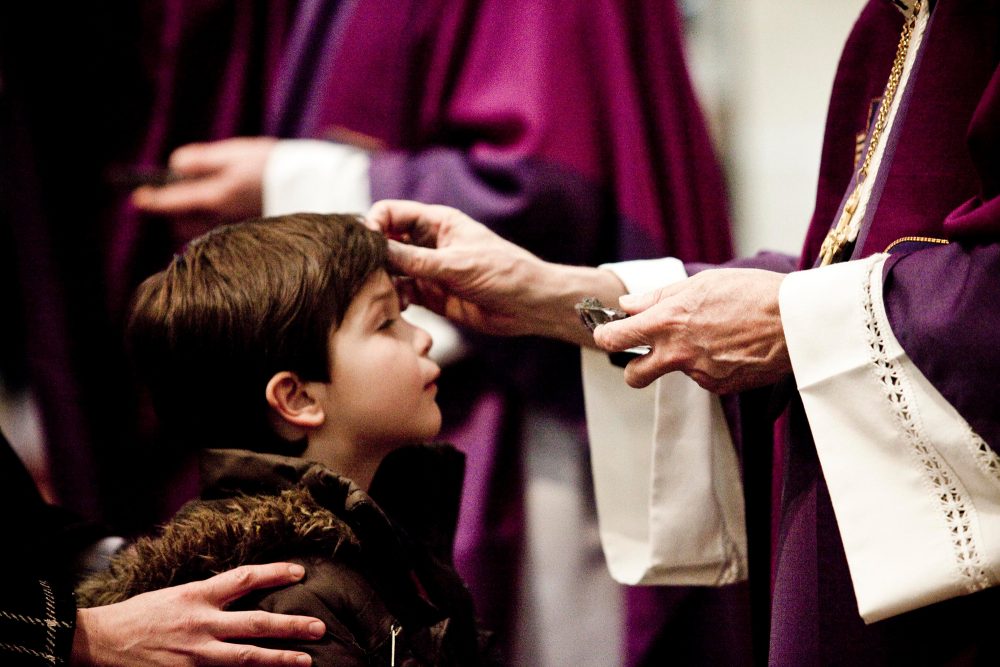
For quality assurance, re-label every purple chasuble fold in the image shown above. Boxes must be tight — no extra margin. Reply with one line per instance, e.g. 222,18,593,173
768,1,1000,664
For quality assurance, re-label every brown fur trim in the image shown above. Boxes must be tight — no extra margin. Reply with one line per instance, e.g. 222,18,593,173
76,487,360,607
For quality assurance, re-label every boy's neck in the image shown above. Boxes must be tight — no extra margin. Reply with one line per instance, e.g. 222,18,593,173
301,436,386,492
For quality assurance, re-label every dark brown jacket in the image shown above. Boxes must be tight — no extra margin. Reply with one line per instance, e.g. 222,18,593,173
77,444,494,666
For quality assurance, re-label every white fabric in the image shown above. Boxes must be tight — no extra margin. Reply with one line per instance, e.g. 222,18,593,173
781,255,1000,622
582,259,747,586
262,139,373,216
262,139,466,366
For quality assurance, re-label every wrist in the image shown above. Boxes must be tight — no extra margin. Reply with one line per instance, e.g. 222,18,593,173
70,609,96,666
530,264,627,346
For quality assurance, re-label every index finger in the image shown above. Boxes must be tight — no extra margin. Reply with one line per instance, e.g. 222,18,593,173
131,179,221,216
198,563,308,607
366,200,460,246
366,199,431,235
592,314,653,354
597,312,683,389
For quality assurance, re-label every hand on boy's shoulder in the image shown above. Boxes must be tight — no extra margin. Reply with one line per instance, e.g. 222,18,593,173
72,563,325,666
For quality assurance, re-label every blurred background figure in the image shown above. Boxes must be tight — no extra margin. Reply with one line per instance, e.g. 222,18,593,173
1,3,162,517
0,0,865,664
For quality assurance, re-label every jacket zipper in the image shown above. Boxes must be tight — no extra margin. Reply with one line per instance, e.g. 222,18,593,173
390,624,402,666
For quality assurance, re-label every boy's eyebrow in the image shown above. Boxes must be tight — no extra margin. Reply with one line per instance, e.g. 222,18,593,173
361,284,398,320
368,284,396,304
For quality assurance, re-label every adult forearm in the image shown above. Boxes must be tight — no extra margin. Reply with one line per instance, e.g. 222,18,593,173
526,264,628,347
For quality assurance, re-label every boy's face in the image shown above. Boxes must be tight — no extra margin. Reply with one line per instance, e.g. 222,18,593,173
321,270,442,451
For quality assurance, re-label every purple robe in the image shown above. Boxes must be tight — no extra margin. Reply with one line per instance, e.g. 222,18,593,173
2,2,297,531
269,1,739,663
764,1,1000,663
107,0,296,316
1,4,165,523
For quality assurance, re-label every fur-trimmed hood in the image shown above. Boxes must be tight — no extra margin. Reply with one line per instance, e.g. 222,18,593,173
77,445,496,664
75,486,360,606
77,443,466,608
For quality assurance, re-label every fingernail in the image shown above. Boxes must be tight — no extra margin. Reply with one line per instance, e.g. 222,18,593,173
288,564,305,578
295,654,312,666
619,293,637,308
309,621,325,638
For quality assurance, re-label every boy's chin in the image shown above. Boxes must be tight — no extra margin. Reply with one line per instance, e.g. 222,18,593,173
420,406,443,441
382,406,442,447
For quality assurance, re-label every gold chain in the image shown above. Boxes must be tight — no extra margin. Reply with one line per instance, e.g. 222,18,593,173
817,0,923,266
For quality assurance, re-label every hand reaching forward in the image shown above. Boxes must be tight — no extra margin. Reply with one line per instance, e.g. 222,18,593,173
366,199,626,345
593,268,791,394
72,563,325,666
132,137,277,223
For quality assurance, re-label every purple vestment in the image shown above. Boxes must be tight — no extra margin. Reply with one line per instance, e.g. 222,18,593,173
2,2,302,532
765,1,1000,663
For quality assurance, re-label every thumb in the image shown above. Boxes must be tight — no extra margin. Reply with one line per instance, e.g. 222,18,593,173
618,279,688,314
618,289,662,314
387,239,442,279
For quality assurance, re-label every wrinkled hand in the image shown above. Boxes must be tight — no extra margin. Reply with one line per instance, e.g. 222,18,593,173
593,268,791,393
132,137,277,222
72,563,325,666
366,200,621,342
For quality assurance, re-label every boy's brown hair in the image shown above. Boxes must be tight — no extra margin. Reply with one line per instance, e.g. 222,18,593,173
128,212,388,451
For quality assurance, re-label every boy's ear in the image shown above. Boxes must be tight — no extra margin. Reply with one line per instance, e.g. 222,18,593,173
265,371,326,439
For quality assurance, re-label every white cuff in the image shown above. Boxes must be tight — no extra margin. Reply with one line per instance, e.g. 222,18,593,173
781,256,1000,622
262,140,372,216
600,257,686,295
582,259,747,586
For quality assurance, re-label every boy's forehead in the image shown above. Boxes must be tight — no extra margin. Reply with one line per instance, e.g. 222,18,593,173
362,269,395,297
350,270,397,311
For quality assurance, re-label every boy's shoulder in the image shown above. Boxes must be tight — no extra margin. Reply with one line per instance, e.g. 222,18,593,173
77,444,467,607
76,486,361,607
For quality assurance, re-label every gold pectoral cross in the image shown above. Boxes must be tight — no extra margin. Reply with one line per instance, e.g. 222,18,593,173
818,183,861,266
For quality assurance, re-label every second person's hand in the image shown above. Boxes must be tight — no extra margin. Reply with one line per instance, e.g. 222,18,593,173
132,137,277,223
593,268,791,393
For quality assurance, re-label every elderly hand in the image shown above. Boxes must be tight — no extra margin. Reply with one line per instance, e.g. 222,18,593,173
132,137,277,223
366,199,626,345
593,268,791,394
72,563,325,666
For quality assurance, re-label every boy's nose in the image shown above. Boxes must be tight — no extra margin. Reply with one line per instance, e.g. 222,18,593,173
413,324,433,356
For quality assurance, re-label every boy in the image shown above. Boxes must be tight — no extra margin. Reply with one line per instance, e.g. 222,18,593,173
77,213,492,665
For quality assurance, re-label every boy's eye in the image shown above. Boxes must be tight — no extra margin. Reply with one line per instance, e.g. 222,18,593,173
378,318,395,331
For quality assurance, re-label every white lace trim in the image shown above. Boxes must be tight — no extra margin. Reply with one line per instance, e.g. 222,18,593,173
862,265,993,594
970,424,1000,485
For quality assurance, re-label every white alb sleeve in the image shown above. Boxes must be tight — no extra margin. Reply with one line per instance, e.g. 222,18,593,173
780,254,1000,622
582,259,748,586
262,139,372,216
